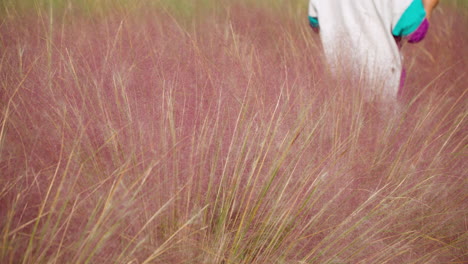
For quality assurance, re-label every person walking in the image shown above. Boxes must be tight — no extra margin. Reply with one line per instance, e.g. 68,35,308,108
308,0,439,100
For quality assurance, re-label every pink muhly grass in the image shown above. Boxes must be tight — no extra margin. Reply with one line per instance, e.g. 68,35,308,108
0,1,466,263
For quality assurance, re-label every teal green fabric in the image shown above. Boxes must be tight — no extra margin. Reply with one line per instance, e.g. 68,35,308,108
393,0,426,36
309,16,319,28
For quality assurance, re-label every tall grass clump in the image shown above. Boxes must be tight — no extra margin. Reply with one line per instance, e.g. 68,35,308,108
1,0,466,263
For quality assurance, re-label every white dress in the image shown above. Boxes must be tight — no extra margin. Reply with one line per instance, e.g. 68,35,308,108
308,0,427,99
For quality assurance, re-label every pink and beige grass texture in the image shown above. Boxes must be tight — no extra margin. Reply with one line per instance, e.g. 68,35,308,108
0,0,467,263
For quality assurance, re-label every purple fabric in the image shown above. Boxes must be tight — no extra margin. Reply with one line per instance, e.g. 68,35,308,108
394,35,403,49
395,20,428,98
407,19,429,43
310,24,320,33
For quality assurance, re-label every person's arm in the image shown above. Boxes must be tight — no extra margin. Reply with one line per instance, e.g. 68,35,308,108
392,0,433,44
407,0,439,43
423,0,439,19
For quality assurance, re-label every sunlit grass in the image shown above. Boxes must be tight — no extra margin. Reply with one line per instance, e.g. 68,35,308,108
0,0,466,263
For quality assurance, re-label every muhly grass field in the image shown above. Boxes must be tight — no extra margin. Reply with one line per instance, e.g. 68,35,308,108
1,0,467,263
